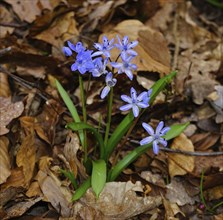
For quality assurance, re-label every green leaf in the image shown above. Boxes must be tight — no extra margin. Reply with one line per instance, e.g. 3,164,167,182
67,122,105,159
91,159,107,198
108,122,189,181
105,71,177,161
60,169,78,189
56,80,84,146
72,177,91,201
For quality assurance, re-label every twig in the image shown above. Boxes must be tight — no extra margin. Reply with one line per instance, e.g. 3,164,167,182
0,22,27,28
130,139,223,156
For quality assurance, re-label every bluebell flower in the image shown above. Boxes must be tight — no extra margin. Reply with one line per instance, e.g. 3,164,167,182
143,89,153,104
101,72,117,99
90,57,109,77
110,53,137,80
92,36,114,58
71,50,94,74
120,87,148,117
115,35,138,56
140,121,170,154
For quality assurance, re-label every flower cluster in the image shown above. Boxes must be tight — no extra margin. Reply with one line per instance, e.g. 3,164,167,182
63,35,170,155
63,35,138,99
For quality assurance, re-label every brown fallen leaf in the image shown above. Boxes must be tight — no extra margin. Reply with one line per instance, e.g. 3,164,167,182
71,181,162,219
0,97,24,135
0,6,14,38
98,19,170,77
34,12,79,58
204,185,223,201
2,197,42,220
163,197,185,220
166,178,195,206
16,66,46,79
0,136,11,184
37,170,71,217
16,133,36,187
4,0,64,23
168,133,195,177
0,72,11,97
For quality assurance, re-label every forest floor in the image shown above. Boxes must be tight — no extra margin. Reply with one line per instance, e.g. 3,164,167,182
0,0,223,219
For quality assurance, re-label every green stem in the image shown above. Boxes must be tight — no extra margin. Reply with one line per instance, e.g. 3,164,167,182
104,87,113,146
79,74,87,161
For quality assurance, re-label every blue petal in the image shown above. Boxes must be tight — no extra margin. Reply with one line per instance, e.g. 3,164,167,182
156,121,164,134
140,136,153,145
153,141,159,155
101,86,110,99
132,105,139,117
63,47,72,56
137,102,148,109
125,69,133,80
158,138,167,147
137,91,147,101
121,95,132,103
129,40,138,48
142,123,154,136
67,41,76,51
71,63,78,71
120,104,133,111
160,127,171,136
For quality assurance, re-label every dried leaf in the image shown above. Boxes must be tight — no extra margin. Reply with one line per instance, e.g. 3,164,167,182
3,197,42,220
4,0,64,23
204,185,223,201
0,97,24,135
0,137,11,184
140,171,166,188
72,181,162,219
16,134,36,186
37,170,71,217
0,73,11,97
100,19,170,77
16,66,46,79
34,12,79,57
0,6,14,38
168,133,195,177
166,178,195,206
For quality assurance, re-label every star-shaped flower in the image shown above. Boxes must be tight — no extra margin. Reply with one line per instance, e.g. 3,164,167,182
120,87,148,117
92,36,114,58
110,53,137,81
90,57,109,77
140,121,170,154
115,35,138,56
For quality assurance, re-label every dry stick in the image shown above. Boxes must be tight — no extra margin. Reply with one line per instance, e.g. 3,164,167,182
129,139,223,156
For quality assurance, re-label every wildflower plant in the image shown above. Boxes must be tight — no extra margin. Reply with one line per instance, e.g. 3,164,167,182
56,35,189,201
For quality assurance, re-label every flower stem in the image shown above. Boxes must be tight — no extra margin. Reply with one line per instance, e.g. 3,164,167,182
104,87,113,146
79,74,87,161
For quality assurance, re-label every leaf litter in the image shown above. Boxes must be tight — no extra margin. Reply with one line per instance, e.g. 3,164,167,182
0,0,223,219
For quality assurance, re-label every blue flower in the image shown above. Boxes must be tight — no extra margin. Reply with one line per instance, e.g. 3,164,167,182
143,89,153,104
120,87,148,117
140,121,170,154
92,36,114,58
115,35,138,56
110,53,137,80
63,41,85,56
71,50,94,74
90,57,109,77
101,72,117,99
